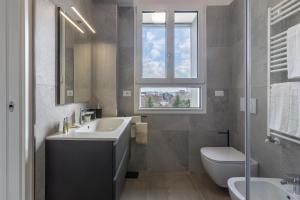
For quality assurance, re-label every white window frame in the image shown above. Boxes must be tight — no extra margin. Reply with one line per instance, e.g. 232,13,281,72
134,5,207,114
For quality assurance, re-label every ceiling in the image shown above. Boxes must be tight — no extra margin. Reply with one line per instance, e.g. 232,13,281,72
117,0,234,7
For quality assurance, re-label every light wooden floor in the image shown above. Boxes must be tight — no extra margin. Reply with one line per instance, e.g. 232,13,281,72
120,171,231,200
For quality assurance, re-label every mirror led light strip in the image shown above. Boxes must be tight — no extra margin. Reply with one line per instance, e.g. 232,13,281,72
71,7,96,34
60,10,85,34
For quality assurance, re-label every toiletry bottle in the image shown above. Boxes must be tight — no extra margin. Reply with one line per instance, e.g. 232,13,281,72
63,118,68,134
67,115,72,131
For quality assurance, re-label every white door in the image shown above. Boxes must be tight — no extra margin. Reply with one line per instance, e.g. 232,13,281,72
0,0,7,199
7,0,22,198
0,0,33,200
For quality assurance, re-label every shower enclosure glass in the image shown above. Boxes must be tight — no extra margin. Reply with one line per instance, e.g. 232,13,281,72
249,0,300,199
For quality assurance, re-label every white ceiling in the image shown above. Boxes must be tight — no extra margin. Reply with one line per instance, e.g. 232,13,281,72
118,0,234,7
175,12,197,23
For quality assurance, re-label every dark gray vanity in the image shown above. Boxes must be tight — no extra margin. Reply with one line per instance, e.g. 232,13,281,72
46,120,131,200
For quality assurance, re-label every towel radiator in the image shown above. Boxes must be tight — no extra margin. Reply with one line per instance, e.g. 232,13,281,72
267,0,300,144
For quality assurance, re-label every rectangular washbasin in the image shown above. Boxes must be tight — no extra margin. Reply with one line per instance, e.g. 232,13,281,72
46,117,132,141
75,118,125,132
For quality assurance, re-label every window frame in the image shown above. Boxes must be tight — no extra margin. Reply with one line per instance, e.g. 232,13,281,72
134,6,207,114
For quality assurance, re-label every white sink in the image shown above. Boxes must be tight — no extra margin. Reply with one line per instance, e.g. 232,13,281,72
46,117,132,141
228,177,300,200
75,118,125,132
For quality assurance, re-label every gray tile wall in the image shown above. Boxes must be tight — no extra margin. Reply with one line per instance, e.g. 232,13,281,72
118,6,233,173
90,0,118,116
34,0,88,199
230,0,245,151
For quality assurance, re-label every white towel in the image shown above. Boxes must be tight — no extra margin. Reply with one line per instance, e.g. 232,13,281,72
294,83,300,138
270,83,290,133
130,116,141,138
288,83,299,135
135,122,148,145
131,116,141,124
131,124,136,138
270,82,300,138
287,23,300,79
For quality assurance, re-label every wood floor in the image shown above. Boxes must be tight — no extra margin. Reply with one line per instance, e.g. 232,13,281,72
120,171,231,200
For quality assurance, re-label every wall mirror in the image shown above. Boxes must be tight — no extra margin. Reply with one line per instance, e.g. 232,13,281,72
56,3,94,105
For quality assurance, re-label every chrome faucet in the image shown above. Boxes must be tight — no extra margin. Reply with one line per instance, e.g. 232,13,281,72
79,108,96,124
281,174,300,195
79,108,86,125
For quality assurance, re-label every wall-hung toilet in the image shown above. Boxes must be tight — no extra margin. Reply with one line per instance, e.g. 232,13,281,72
200,147,258,188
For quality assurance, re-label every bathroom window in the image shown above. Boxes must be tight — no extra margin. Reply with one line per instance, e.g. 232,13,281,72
135,9,206,113
139,87,200,109
174,12,198,79
142,12,167,78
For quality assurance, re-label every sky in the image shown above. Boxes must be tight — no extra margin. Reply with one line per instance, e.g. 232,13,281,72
142,26,166,78
142,25,194,79
174,27,192,78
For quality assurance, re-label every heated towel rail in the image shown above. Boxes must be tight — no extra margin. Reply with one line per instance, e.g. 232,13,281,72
267,0,300,144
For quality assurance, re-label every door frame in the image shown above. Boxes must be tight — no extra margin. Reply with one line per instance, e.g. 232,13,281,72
24,0,34,199
0,0,34,199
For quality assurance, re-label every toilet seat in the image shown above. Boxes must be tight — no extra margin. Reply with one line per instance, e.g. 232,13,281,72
201,147,245,164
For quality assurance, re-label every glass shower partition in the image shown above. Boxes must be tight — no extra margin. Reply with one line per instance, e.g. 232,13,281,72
250,0,300,200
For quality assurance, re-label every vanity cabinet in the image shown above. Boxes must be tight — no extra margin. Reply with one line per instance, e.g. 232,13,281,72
46,125,131,200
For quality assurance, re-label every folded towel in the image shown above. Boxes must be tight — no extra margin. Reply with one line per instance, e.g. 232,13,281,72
131,116,141,124
270,83,290,133
131,116,141,138
288,83,299,135
131,124,136,138
135,122,148,145
287,23,300,79
294,83,300,138
270,82,300,138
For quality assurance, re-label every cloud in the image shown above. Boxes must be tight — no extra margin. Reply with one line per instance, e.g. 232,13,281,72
178,39,191,51
146,31,155,41
142,27,166,78
150,48,161,58
143,60,165,78
175,59,191,78
174,27,193,78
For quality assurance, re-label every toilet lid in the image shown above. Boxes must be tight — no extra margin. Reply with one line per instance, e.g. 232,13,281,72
201,147,245,164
